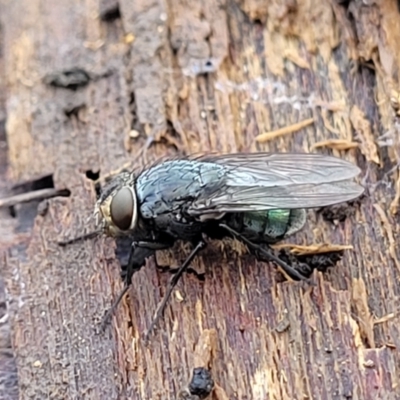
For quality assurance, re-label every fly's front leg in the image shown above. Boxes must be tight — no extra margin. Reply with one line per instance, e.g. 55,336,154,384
219,223,312,283
124,240,173,285
101,238,173,331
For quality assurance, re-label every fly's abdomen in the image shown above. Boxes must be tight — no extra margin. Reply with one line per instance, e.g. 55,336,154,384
227,209,306,244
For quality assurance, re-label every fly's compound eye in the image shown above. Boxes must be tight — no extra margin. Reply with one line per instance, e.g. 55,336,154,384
110,187,136,231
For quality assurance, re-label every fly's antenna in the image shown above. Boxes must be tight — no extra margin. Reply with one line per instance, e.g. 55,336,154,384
58,206,103,246
58,229,102,246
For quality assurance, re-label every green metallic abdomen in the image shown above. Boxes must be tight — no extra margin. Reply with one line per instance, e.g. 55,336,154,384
243,209,291,238
226,209,306,244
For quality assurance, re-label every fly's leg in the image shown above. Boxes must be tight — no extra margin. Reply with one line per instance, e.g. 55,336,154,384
144,240,206,342
101,239,172,331
124,240,173,285
219,223,311,283
100,285,131,331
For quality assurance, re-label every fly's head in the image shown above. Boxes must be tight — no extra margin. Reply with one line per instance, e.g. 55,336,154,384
95,171,139,237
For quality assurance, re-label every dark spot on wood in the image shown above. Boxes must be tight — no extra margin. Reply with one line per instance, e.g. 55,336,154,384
318,197,363,223
33,175,54,190
43,68,91,90
276,249,343,277
335,0,351,8
188,367,214,399
12,174,54,191
99,0,120,21
297,252,343,273
85,170,100,181
64,104,86,118
129,92,135,106
100,5,120,22
8,205,16,218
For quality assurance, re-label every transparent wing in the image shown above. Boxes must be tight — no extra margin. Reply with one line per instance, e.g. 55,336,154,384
187,152,364,215
197,152,360,186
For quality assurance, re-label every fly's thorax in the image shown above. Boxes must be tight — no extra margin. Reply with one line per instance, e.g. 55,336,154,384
226,209,306,243
135,159,227,219
95,172,139,237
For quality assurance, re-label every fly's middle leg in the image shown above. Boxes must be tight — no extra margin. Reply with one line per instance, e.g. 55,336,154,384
144,240,206,342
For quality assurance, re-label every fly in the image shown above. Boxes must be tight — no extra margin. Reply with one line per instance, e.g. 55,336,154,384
59,152,364,340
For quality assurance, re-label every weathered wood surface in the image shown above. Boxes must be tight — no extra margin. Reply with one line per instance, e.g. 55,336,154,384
1,0,400,399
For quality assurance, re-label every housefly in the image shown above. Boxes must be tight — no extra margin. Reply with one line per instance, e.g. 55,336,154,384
59,152,364,339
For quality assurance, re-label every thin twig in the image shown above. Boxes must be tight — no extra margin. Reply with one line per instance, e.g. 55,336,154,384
0,188,70,208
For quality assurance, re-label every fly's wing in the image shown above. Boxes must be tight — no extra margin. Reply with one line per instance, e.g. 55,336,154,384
198,152,361,185
187,153,364,215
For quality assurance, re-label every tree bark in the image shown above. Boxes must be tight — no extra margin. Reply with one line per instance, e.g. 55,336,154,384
1,0,400,399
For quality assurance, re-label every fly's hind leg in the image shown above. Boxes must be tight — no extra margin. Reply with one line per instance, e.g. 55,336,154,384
219,223,312,283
